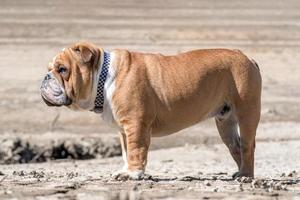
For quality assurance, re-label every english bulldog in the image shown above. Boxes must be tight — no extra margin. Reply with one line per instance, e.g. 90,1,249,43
41,42,261,180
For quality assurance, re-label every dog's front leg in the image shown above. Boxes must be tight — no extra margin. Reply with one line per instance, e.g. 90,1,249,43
113,124,150,180
119,131,128,170
112,132,128,178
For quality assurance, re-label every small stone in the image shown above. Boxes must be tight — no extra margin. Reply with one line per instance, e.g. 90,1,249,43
212,187,218,192
287,170,297,177
132,184,139,191
203,180,211,186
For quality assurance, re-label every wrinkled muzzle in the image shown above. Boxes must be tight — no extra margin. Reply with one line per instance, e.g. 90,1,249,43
40,72,71,106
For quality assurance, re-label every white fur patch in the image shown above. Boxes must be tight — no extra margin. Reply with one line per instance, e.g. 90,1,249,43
102,52,117,125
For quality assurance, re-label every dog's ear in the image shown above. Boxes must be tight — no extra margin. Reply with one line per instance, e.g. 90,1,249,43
72,43,94,63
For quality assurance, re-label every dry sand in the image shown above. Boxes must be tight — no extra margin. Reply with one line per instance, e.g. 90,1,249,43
0,0,300,199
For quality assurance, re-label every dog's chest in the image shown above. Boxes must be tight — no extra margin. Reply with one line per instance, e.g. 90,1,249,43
102,86,116,126
101,53,117,126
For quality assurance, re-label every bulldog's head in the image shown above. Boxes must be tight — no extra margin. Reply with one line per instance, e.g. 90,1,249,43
40,42,101,109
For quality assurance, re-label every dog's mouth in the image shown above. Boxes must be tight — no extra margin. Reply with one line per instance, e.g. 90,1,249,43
41,95,58,107
40,73,72,107
41,94,72,107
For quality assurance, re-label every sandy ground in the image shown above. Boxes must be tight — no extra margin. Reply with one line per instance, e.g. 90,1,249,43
0,0,300,199
1,141,300,200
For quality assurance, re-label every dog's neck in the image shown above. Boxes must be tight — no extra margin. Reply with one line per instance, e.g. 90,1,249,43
73,50,111,112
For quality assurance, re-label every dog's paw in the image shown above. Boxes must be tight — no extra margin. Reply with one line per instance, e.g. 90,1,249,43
232,171,253,181
112,170,144,181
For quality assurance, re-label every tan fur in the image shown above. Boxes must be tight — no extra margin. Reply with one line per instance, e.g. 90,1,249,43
111,49,261,176
47,43,261,178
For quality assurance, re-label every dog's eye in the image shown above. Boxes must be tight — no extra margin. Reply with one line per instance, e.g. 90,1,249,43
58,66,67,74
73,47,81,54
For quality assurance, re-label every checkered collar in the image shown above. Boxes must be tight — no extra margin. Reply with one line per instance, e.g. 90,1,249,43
92,51,110,113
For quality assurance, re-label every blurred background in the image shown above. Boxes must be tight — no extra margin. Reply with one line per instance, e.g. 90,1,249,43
1,0,300,152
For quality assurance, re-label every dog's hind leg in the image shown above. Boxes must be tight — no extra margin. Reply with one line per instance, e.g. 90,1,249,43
232,58,261,178
215,111,241,173
234,100,260,178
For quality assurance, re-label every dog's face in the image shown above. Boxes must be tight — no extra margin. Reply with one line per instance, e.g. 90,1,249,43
40,42,100,109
